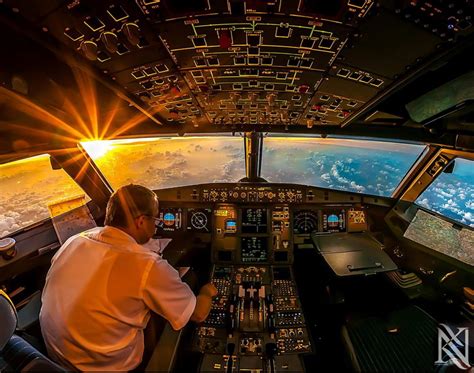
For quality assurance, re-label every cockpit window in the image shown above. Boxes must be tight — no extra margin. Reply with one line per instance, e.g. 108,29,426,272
81,136,245,190
416,157,474,228
261,137,426,197
0,154,89,238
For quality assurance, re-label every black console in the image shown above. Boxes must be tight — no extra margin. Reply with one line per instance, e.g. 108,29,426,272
194,265,311,372
194,204,312,372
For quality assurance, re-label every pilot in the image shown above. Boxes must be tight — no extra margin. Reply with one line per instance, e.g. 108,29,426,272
39,184,217,371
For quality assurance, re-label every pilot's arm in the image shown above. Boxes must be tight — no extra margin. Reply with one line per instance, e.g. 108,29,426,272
142,258,216,329
190,283,218,323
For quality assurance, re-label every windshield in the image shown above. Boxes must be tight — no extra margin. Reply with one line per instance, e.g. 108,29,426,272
0,154,89,238
261,137,426,197
81,136,245,190
416,157,474,228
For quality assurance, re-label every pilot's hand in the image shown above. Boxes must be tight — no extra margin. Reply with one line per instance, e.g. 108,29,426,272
200,283,218,298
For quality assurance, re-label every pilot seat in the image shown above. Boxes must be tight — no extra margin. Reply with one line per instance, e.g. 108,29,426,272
0,290,64,372
342,305,438,372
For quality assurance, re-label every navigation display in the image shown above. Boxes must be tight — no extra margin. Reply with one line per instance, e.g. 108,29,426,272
293,210,319,234
322,209,346,232
157,208,183,233
242,208,267,233
241,237,268,262
187,208,212,232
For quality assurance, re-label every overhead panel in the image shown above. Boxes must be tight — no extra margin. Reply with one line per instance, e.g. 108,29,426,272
339,9,442,79
2,0,473,131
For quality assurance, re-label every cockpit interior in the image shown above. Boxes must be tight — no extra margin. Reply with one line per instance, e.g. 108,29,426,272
0,0,473,371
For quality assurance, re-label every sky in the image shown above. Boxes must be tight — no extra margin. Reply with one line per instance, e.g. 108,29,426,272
416,157,474,228
0,155,86,237
261,137,425,197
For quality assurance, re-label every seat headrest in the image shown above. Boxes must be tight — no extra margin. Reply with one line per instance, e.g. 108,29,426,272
0,290,17,351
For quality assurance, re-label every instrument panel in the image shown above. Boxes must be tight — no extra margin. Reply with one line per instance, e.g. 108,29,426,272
155,201,368,265
156,205,366,235
153,183,374,266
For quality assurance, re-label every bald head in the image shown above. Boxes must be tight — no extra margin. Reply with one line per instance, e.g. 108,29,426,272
105,184,158,229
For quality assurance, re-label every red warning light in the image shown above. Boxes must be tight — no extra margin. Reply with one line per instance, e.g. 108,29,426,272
298,84,310,94
219,30,232,49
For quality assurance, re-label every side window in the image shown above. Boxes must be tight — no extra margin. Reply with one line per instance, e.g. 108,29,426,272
415,157,474,228
0,154,88,237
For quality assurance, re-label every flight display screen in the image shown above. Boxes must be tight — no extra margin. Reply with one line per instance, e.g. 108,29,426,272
225,219,237,233
241,237,268,262
157,208,183,233
242,208,267,233
187,208,212,232
322,209,346,232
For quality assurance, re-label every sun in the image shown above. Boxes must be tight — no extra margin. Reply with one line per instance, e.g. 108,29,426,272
81,140,113,160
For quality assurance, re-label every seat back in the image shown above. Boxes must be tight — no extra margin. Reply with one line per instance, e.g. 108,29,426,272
0,290,64,372
0,290,17,351
2,335,64,372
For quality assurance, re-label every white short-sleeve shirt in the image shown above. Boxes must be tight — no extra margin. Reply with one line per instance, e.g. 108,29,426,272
39,226,196,371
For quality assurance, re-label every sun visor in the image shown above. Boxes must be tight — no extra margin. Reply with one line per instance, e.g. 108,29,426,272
405,71,474,123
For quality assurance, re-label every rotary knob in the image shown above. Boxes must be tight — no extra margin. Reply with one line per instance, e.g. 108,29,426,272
268,192,275,199
210,191,218,200
240,192,247,199
278,192,285,199
232,191,239,198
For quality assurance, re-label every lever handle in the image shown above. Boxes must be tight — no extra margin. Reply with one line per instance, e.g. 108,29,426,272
226,343,235,373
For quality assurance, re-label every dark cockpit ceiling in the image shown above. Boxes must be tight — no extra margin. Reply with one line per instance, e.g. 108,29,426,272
1,0,474,161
